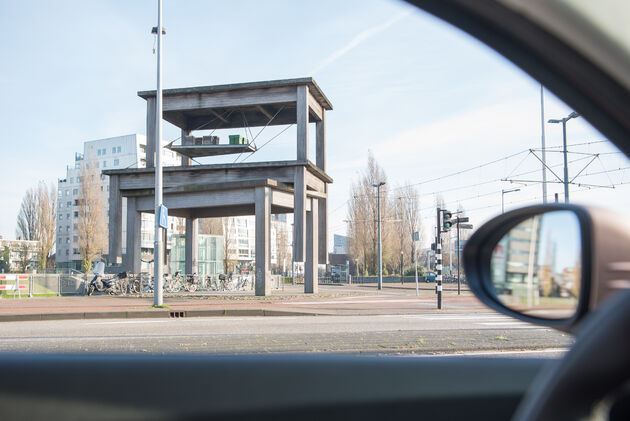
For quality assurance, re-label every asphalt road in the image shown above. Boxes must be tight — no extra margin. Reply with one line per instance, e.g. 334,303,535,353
0,312,572,356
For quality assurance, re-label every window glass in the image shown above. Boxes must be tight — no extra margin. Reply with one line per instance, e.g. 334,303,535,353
2,0,630,360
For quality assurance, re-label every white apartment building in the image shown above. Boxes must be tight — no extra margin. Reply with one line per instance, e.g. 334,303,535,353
56,134,180,270
223,214,292,274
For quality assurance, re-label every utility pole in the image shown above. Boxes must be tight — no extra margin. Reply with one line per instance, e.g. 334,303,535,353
372,182,385,290
541,85,548,203
153,0,164,307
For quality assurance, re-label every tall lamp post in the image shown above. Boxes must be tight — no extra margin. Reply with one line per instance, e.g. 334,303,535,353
153,0,165,307
548,111,579,203
372,181,385,290
501,188,520,213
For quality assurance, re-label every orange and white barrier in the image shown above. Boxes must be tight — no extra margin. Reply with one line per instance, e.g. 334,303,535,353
0,274,30,296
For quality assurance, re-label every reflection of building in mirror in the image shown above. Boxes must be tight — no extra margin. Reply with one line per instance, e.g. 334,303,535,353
491,211,581,317
492,216,541,307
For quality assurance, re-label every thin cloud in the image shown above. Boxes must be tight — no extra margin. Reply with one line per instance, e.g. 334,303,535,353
309,10,412,75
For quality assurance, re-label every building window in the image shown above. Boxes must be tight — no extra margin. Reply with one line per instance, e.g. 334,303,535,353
66,190,70,196
103,161,107,168
66,238,69,244
65,250,69,256
73,211,78,218
117,146,121,153
73,248,79,255
70,177,74,183
114,159,119,166
66,201,71,207
112,147,116,154
102,148,106,155
66,213,70,219
72,188,78,195
97,149,101,156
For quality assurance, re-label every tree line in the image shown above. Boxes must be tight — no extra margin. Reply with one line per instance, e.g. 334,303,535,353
346,152,423,277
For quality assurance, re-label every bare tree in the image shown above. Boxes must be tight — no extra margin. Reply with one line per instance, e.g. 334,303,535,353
199,218,223,236
36,182,57,269
16,188,38,241
77,157,107,273
347,151,390,276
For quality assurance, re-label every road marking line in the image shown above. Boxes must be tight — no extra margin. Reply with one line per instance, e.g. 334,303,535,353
281,299,438,305
417,348,568,357
86,320,171,325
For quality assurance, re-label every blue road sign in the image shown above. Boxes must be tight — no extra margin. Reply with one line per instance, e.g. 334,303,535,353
158,204,168,229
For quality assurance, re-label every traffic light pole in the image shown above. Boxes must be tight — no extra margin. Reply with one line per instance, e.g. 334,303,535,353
436,207,442,309
456,221,461,295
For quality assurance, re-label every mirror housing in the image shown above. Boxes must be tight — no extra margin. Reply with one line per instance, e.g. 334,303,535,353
464,204,630,333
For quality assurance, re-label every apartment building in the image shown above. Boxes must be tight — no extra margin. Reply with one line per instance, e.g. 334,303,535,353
56,134,180,270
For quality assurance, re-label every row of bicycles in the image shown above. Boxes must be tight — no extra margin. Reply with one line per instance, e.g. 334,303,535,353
86,271,253,296
131,272,251,294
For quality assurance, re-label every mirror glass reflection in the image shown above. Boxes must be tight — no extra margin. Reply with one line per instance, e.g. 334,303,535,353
490,210,581,319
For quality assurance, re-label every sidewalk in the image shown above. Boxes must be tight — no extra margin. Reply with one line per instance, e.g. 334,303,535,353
0,284,486,322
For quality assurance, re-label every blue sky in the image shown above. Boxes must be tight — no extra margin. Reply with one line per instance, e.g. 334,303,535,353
2,0,629,244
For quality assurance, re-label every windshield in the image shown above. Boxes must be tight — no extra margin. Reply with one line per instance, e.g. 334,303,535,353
1,0,628,359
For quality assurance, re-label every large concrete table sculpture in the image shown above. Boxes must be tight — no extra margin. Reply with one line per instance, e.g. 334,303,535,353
104,78,332,296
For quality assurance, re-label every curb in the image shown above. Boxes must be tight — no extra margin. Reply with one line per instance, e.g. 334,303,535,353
0,308,322,323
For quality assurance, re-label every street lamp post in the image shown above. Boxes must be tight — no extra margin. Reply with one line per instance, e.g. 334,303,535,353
153,0,164,307
501,188,520,213
549,111,579,203
400,250,404,285
372,182,385,290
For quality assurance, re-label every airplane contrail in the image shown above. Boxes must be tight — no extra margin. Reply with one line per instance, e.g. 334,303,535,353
309,10,413,75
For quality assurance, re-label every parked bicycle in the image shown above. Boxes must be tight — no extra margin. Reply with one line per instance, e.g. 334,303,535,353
183,273,199,293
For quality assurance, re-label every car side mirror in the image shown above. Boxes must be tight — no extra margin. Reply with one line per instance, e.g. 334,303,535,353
463,204,630,333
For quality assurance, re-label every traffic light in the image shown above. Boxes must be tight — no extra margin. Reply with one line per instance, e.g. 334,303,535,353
442,210,453,231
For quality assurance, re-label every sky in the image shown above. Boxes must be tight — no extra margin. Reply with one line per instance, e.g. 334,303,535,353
1,0,629,247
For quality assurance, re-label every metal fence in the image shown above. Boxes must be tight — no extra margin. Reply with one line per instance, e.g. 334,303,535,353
0,271,88,297
351,275,467,285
